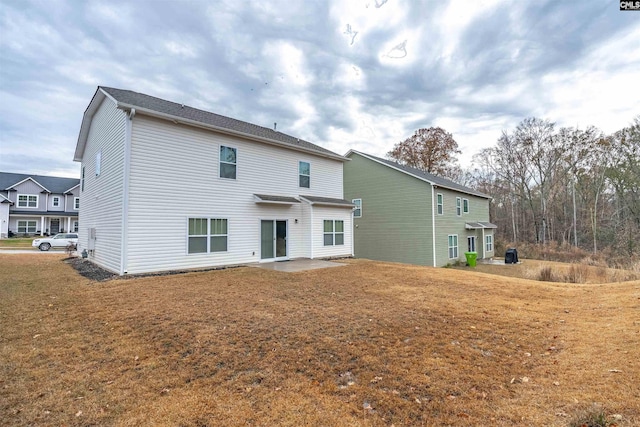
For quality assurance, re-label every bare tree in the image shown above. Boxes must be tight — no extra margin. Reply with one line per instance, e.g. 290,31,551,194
387,127,461,179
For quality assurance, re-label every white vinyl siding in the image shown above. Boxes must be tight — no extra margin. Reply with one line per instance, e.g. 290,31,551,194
299,161,310,188
352,198,362,218
448,234,458,259
18,194,38,208
17,220,37,233
124,115,348,274
76,96,127,274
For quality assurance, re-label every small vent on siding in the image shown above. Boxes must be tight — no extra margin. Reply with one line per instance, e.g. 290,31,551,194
273,122,277,131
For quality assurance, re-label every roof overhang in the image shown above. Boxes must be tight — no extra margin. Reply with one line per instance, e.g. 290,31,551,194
299,195,355,208
0,194,13,205
465,221,498,230
253,194,301,205
76,87,348,163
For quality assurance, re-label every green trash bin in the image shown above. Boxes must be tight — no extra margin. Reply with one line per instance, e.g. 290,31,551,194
465,252,478,267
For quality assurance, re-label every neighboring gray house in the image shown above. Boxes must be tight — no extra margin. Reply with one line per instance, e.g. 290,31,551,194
344,150,496,267
73,87,354,275
0,172,80,238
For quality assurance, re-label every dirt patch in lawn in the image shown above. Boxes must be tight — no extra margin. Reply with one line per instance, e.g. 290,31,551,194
1,254,639,426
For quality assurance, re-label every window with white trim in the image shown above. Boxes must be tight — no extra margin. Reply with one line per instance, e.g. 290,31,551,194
95,150,102,176
52,197,60,207
18,194,38,208
73,221,79,232
437,193,443,215
17,220,37,233
299,161,310,188
74,197,80,210
448,234,459,259
323,220,344,246
456,197,462,216
220,146,237,179
463,198,469,214
486,235,493,252
188,218,228,254
352,199,362,218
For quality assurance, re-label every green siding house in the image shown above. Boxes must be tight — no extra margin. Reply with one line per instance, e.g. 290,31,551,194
344,150,496,267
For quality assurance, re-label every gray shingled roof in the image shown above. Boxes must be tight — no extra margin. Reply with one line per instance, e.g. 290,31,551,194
100,87,344,159
299,195,355,207
349,151,490,199
0,172,79,194
254,194,301,204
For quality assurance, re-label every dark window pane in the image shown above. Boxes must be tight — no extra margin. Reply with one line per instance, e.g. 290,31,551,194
299,161,310,175
335,221,344,232
324,234,333,246
210,236,227,252
188,237,207,253
335,233,344,245
220,163,237,179
324,220,333,233
299,175,310,188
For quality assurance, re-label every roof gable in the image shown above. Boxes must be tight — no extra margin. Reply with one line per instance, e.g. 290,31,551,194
0,172,80,195
346,150,490,199
75,86,347,163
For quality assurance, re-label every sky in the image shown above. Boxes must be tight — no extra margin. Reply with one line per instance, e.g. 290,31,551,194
1,0,639,178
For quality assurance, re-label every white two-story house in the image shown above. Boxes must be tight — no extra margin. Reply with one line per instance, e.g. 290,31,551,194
74,87,354,275
0,172,80,238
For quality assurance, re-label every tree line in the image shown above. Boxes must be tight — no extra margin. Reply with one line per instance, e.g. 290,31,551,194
388,116,640,258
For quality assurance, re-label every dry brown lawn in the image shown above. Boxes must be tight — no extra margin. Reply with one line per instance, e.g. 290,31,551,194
1,254,639,426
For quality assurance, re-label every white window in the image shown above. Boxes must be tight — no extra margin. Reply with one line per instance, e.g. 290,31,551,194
81,166,85,191
456,197,462,216
220,146,237,179
486,235,493,252
352,199,362,218
73,221,79,232
17,220,37,233
323,220,344,246
299,161,310,188
18,194,38,208
188,218,228,254
448,234,459,259
74,197,80,210
52,197,60,207
463,198,469,214
95,150,102,176
437,193,443,215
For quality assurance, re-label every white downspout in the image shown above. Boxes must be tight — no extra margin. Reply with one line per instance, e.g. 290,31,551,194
309,203,314,259
482,227,485,259
431,185,437,267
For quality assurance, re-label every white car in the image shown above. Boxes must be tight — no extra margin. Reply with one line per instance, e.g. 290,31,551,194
32,233,79,251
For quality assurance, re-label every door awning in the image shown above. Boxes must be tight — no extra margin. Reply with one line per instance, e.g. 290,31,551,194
253,194,301,205
465,221,497,230
298,195,355,208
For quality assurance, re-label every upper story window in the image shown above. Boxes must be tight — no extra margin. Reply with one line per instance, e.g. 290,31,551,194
74,197,80,210
463,198,469,214
95,150,102,176
456,197,462,216
220,146,237,179
18,194,38,208
353,199,362,218
52,197,60,207
436,193,443,215
299,161,310,188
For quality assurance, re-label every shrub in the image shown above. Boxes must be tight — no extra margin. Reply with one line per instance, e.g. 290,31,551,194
568,405,616,427
537,266,556,282
564,264,589,284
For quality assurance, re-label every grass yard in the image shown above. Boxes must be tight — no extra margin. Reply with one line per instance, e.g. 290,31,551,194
1,255,639,426
0,237,38,248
